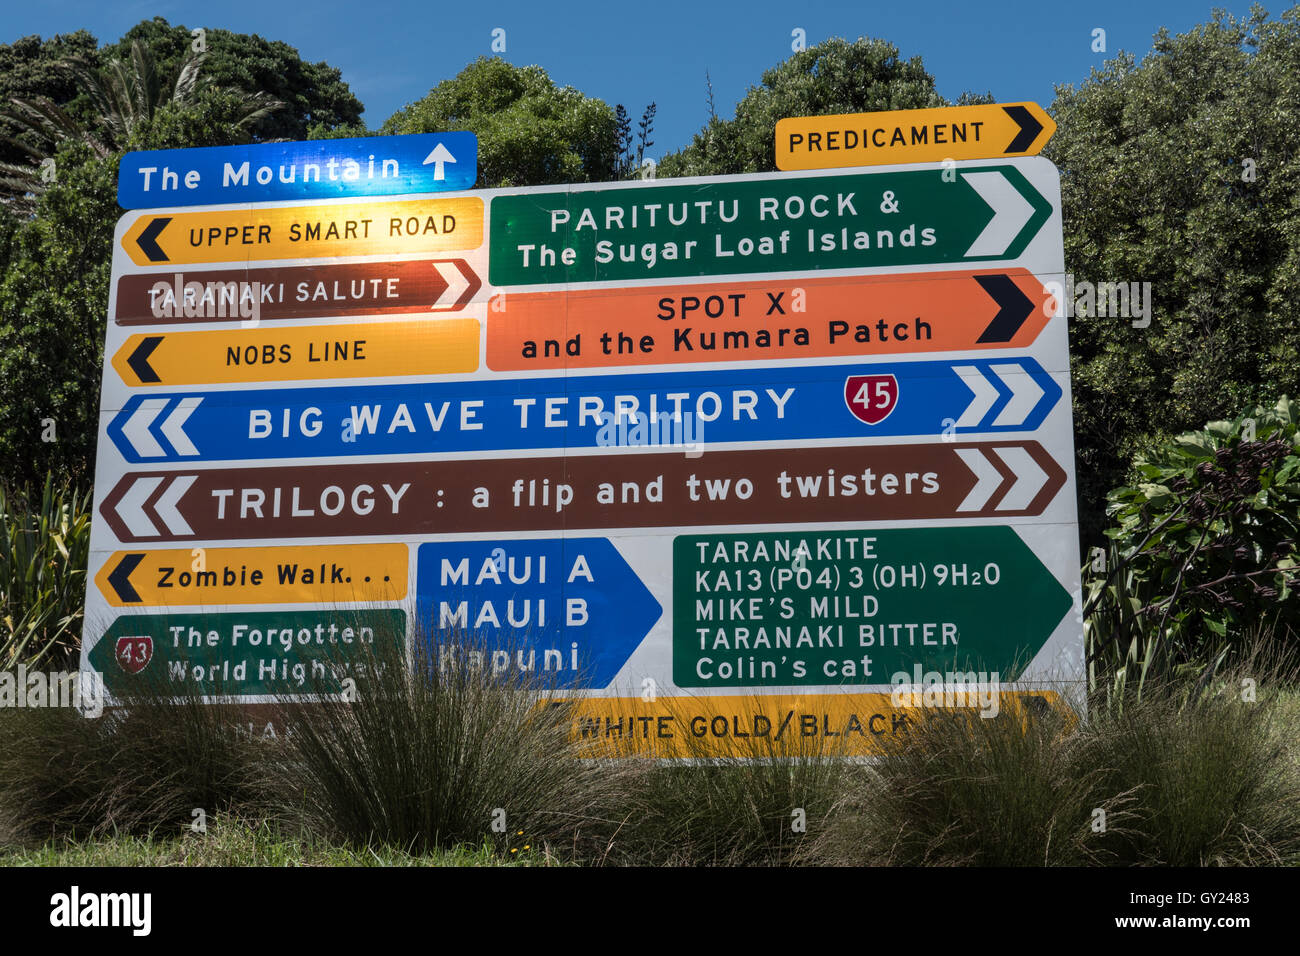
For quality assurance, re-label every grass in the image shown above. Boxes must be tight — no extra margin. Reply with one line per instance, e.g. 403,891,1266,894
0,817,559,867
0,679,274,842
267,628,635,859
600,695,863,866
3,624,1298,867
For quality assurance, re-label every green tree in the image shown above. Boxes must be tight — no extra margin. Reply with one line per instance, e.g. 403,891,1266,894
1,40,282,214
658,36,945,177
0,19,363,487
0,31,98,178
0,140,117,489
1047,8,1300,545
382,57,621,187
104,17,363,141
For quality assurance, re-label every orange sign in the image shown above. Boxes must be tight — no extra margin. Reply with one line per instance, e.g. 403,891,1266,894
486,269,1055,371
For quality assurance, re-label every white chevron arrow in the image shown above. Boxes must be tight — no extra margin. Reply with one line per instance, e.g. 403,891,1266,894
993,446,1049,510
121,398,168,458
955,448,1003,511
160,397,202,456
953,365,1000,427
961,171,1035,257
118,475,163,537
431,261,471,309
155,475,196,534
114,474,196,537
990,363,1044,427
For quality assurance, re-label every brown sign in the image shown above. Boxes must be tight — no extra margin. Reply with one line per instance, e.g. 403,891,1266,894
100,441,1065,543
114,259,481,325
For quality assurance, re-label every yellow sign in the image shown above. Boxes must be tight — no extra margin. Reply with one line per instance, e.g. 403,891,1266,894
97,544,408,607
122,197,484,266
569,691,1068,758
112,319,480,386
775,102,1056,170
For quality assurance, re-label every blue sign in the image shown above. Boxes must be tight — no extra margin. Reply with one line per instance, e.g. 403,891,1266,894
117,133,478,208
415,538,661,689
105,357,1060,463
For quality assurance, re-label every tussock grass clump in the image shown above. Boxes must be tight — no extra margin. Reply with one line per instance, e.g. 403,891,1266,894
811,697,1132,866
809,657,1300,867
603,696,861,866
1084,652,1300,866
0,684,274,844
270,627,631,859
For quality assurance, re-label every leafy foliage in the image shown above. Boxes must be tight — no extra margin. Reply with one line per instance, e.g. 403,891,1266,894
0,141,118,490
658,36,944,177
104,17,363,141
382,56,621,187
0,31,98,184
0,477,91,670
1085,397,1300,685
1048,8,1300,544
1,41,282,213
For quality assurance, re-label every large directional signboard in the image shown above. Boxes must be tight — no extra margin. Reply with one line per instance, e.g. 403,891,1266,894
83,134,1082,757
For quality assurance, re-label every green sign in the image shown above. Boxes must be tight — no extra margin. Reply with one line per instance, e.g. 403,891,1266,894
88,609,405,697
489,164,1053,286
673,527,1070,688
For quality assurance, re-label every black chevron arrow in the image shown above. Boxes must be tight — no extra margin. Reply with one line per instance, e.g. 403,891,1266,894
107,553,145,603
974,274,1035,343
1002,105,1044,154
127,336,163,383
135,217,171,263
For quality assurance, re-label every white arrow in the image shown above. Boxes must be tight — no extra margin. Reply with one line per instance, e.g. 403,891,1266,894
953,365,1000,428
990,363,1045,427
160,397,202,457
955,448,1002,511
155,475,196,535
422,142,457,181
961,171,1035,257
994,446,1049,510
431,261,470,309
121,398,168,458
117,476,163,537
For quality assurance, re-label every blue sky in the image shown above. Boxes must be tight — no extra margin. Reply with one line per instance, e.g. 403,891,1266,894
3,0,1270,155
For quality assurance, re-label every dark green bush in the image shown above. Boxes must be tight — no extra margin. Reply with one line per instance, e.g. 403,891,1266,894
1085,397,1300,688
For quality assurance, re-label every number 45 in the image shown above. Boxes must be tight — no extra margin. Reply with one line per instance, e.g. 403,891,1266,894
854,380,891,409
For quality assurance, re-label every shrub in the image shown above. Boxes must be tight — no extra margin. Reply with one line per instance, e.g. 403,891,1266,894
1085,396,1300,687
0,476,92,669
